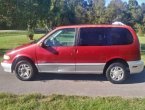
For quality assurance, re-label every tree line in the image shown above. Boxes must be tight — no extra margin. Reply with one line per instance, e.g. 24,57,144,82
0,0,145,34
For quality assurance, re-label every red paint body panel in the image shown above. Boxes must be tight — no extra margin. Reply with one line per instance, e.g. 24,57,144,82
76,46,109,63
3,43,37,64
36,46,76,63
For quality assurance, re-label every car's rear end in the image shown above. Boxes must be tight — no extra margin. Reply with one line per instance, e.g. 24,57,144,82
104,24,144,83
126,26,144,74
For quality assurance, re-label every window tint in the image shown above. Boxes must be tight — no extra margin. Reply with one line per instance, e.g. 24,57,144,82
44,28,76,46
79,27,133,46
106,28,133,45
79,28,107,46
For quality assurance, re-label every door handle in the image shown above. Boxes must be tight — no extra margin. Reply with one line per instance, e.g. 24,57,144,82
71,49,78,55
74,49,78,54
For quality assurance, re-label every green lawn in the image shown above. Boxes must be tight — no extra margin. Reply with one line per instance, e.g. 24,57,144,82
0,33,43,49
139,37,145,62
0,93,145,110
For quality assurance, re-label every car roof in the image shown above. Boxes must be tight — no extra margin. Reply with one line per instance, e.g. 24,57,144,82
56,24,131,29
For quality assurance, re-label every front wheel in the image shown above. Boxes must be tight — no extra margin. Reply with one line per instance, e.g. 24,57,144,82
15,60,37,81
106,63,129,84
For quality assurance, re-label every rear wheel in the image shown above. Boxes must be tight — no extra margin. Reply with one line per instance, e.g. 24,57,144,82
106,63,129,84
15,60,37,81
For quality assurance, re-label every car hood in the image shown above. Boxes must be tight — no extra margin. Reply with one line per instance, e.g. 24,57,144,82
6,42,35,54
14,43,33,50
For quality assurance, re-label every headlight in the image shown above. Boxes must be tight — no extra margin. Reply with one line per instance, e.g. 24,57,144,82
3,55,10,60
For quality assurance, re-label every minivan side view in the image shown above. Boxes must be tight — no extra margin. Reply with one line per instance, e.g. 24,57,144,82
1,24,144,84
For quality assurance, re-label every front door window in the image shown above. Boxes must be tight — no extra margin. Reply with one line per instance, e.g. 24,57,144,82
44,28,76,47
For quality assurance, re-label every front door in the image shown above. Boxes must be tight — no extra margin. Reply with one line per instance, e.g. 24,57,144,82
36,28,76,73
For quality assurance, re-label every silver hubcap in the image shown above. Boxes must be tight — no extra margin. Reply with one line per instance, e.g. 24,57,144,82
110,66,124,81
18,64,31,79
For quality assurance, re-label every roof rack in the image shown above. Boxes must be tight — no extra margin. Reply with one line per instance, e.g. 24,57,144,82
112,21,125,25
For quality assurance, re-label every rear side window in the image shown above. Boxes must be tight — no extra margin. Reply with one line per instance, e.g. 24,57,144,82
107,28,133,45
78,27,133,46
79,28,107,46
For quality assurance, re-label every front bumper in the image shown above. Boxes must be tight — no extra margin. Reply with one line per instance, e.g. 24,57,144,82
1,62,12,73
128,60,144,74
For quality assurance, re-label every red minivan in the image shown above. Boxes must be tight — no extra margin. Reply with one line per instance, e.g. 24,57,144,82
1,24,144,83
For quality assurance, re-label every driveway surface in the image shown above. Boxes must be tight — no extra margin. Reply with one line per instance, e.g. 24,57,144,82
0,66,145,97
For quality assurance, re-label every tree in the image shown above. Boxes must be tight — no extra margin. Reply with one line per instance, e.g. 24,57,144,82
0,0,145,33
128,0,143,24
0,0,17,29
91,0,106,24
105,0,130,24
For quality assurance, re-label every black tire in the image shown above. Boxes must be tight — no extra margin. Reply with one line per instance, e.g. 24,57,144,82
15,60,37,81
106,63,129,84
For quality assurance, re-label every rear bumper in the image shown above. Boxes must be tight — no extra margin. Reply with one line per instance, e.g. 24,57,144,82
128,60,144,74
1,62,12,73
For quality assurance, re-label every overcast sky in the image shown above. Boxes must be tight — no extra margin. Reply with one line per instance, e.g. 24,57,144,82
106,0,144,5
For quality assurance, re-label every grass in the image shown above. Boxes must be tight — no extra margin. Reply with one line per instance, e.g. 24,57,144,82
0,33,43,49
0,93,145,110
0,31,27,37
138,36,145,62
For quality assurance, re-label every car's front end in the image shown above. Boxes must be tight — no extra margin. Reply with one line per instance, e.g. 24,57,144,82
1,43,37,73
1,54,12,72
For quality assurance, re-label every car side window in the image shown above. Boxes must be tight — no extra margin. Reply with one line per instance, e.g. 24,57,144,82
78,27,133,46
79,27,107,46
106,28,133,45
44,28,76,46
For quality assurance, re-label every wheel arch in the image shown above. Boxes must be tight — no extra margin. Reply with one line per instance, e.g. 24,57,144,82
12,56,37,72
103,58,129,75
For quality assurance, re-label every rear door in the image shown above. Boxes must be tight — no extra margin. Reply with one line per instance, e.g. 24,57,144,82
76,27,108,73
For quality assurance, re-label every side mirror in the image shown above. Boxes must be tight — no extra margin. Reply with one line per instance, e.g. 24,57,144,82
42,40,53,48
42,42,50,48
